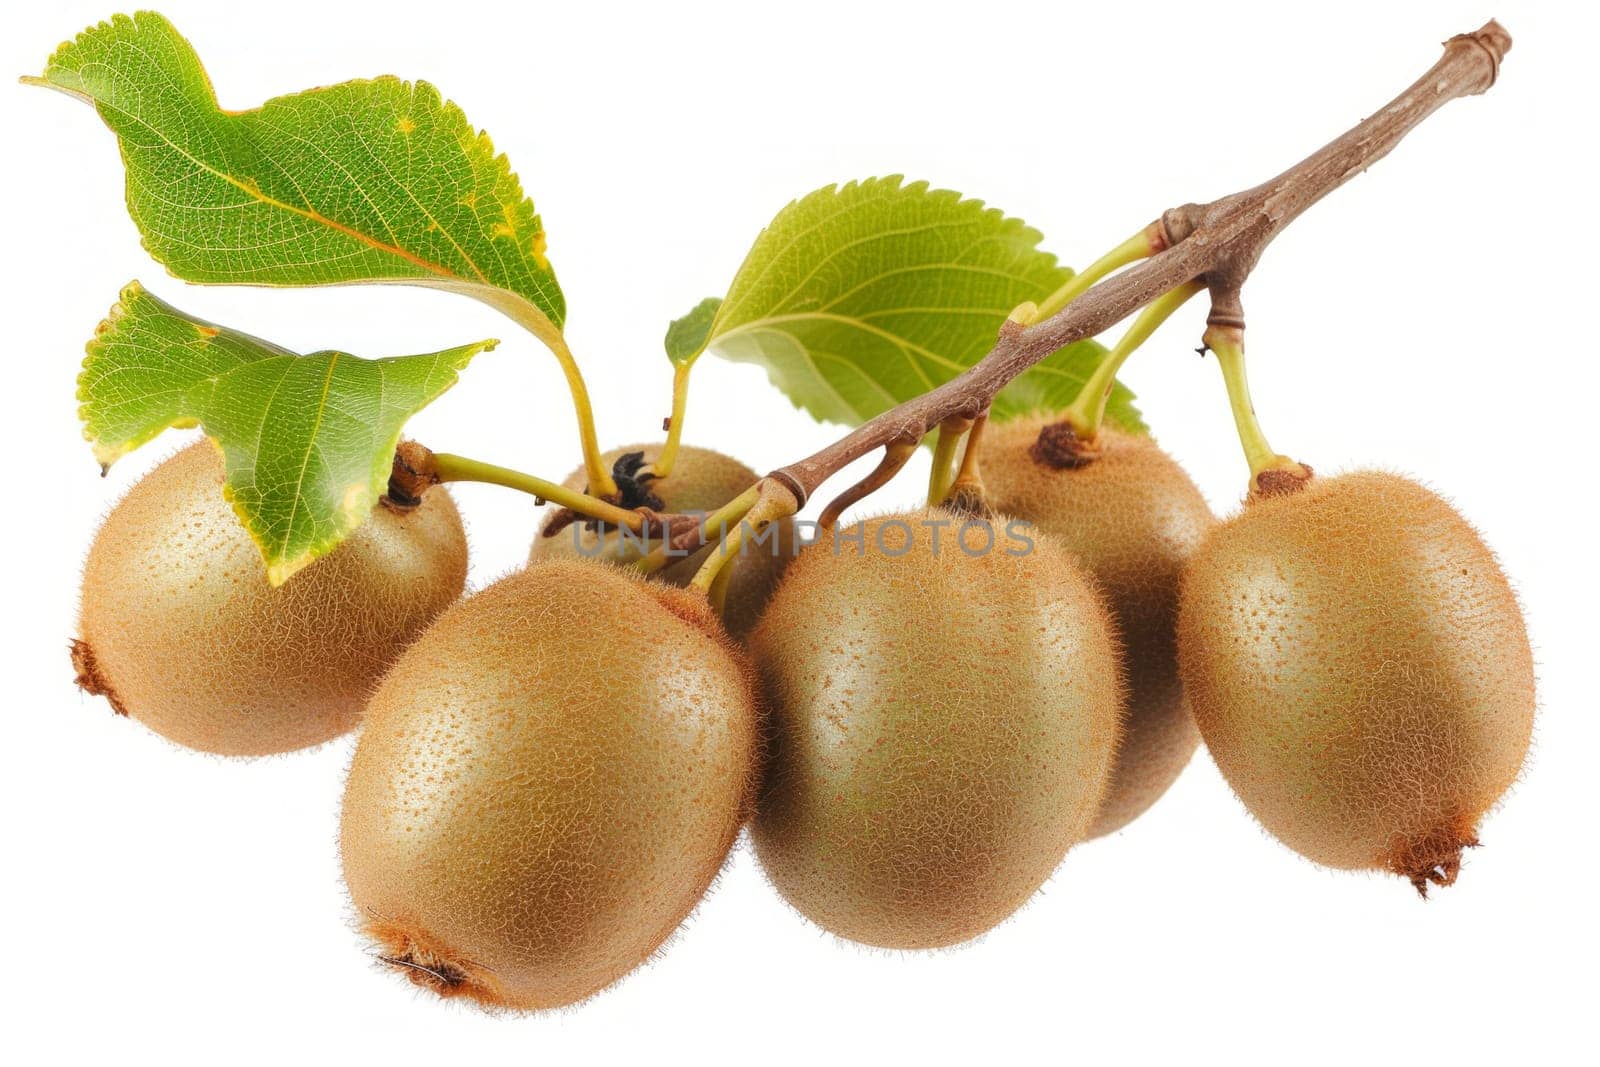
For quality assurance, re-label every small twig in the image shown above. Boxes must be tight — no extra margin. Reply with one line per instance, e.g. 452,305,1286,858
762,22,1510,506
818,438,919,529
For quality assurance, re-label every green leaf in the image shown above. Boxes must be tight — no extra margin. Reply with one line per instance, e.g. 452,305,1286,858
664,297,721,364
81,281,495,585
690,176,1143,431
31,12,564,341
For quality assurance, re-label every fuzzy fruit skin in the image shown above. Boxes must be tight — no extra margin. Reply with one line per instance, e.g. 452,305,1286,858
340,561,759,1011
1177,472,1534,890
979,421,1214,837
528,442,793,637
74,441,467,756
750,510,1122,949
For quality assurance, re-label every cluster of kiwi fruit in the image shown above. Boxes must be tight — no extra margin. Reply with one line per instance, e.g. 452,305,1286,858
72,417,1534,1010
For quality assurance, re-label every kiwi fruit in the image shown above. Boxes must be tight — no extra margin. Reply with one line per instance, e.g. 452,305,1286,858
1177,471,1535,893
73,441,467,756
979,419,1215,836
749,510,1123,949
529,442,793,637
339,560,760,1011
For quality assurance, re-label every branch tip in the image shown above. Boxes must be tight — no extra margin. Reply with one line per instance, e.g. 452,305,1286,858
1448,20,1511,89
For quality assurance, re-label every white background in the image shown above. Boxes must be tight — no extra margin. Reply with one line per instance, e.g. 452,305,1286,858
2,0,1592,1061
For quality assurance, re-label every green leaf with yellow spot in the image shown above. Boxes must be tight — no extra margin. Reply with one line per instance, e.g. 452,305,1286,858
81,281,495,585
30,11,564,342
682,176,1144,431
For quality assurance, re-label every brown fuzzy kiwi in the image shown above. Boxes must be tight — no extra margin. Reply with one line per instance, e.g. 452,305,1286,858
339,560,760,1011
74,441,467,756
979,419,1215,837
749,509,1123,949
529,442,793,637
1177,472,1535,893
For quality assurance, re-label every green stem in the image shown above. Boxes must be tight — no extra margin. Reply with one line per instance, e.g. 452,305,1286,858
1032,223,1165,323
944,411,989,499
636,484,761,576
704,547,739,615
483,294,618,499
644,361,693,480
542,332,618,499
1061,280,1205,436
689,484,797,596
432,452,640,529
1203,327,1306,482
925,419,969,507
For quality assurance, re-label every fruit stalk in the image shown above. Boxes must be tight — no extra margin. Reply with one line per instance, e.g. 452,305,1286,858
926,415,974,506
1202,325,1311,494
432,451,647,524
1059,280,1205,438
943,411,990,512
636,483,762,576
392,444,685,534
761,21,1510,508
688,479,801,597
